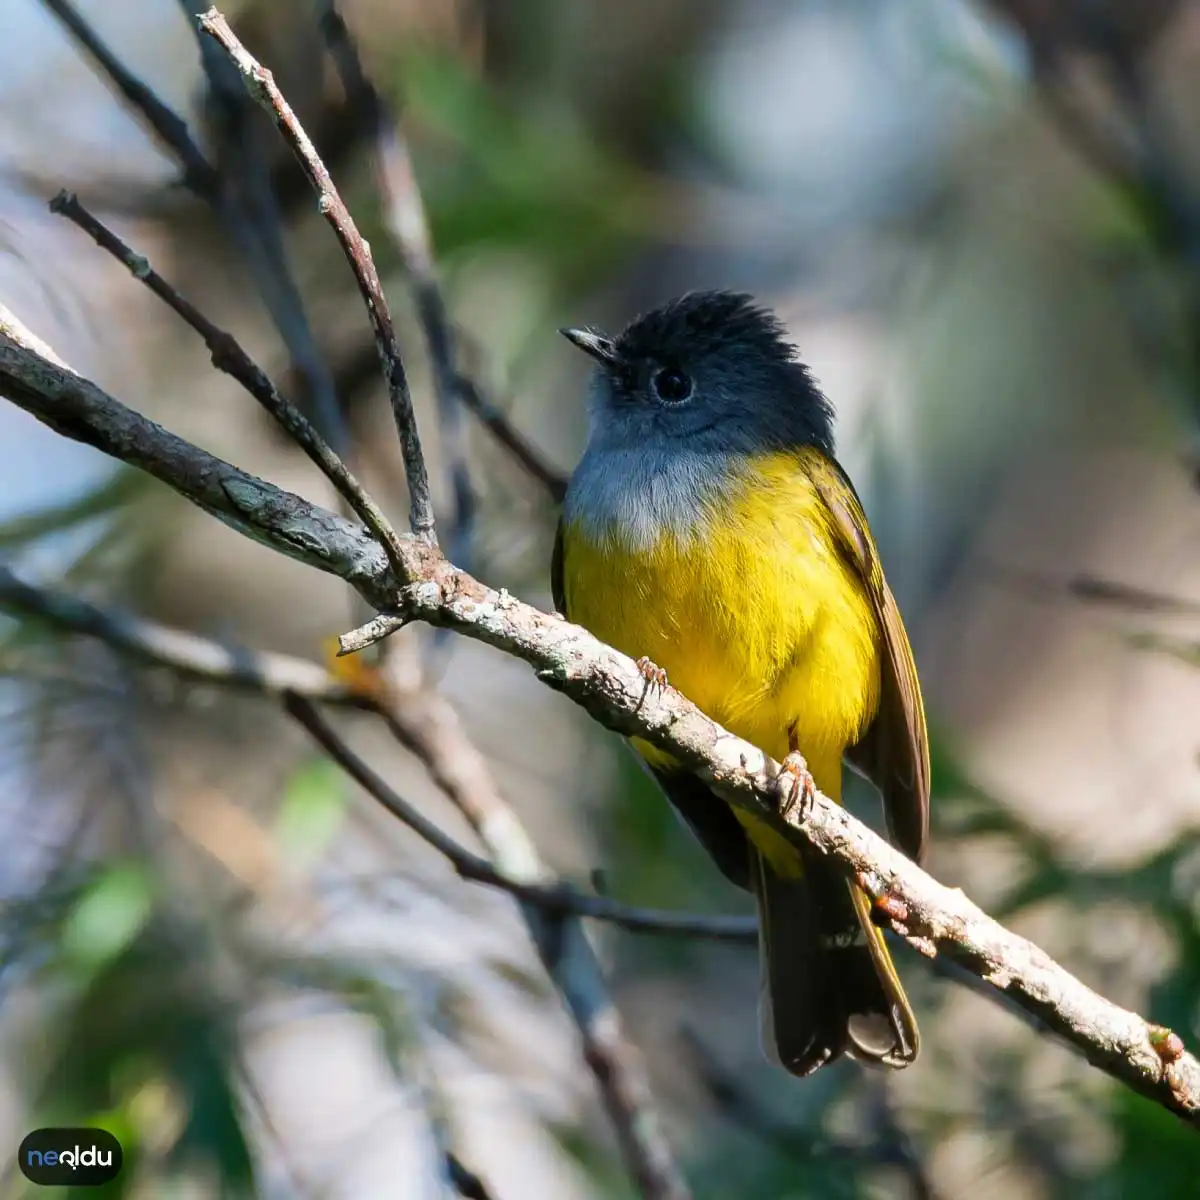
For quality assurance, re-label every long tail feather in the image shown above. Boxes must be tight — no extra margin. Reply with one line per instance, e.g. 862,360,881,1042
755,850,918,1074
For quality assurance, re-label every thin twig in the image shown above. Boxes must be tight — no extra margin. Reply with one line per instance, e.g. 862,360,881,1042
316,0,477,563
351,673,696,1200
295,697,694,1200
174,0,349,450
287,695,752,948
0,308,402,610
48,191,410,583
458,375,568,502
0,564,361,705
39,0,220,201
983,562,1200,616
1020,15,1200,425
199,8,436,545
311,336,569,502
42,0,348,451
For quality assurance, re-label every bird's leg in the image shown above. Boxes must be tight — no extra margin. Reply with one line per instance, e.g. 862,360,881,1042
777,721,816,822
635,655,668,690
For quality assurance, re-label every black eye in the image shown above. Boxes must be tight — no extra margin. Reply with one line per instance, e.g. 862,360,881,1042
651,366,693,403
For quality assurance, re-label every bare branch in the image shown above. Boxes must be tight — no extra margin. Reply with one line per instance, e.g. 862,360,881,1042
351,674,694,1200
982,562,1200,615
310,334,569,502
456,372,569,502
1009,7,1200,424
0,563,362,706
43,0,349,448
287,694,751,944
199,8,436,544
392,562,1200,1120
48,190,409,583
315,0,477,560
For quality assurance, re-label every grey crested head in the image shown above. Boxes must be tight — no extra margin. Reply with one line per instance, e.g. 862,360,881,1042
560,290,835,459
560,291,836,545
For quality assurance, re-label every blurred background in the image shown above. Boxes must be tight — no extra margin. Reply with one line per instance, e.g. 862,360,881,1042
2,0,1200,1196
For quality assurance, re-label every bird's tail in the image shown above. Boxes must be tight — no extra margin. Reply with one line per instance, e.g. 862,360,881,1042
753,847,919,1075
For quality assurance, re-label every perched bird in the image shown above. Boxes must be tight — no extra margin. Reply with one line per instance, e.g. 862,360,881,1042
553,291,930,1075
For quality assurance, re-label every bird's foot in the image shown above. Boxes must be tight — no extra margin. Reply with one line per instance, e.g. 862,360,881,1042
776,751,816,823
635,656,668,690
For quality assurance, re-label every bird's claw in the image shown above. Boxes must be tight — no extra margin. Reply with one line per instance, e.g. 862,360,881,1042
636,656,668,690
777,751,816,822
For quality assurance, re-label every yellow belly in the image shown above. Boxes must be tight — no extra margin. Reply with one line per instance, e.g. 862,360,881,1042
560,448,881,801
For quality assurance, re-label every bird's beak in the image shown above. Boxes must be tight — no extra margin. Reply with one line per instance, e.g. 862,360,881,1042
560,327,618,366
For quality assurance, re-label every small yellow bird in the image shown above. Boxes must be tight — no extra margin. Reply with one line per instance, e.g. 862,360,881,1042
553,291,930,1075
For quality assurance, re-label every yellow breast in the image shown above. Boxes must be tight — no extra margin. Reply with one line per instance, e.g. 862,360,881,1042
560,448,881,794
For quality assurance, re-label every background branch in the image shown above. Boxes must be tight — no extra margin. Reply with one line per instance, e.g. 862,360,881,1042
40,0,220,201
41,0,349,447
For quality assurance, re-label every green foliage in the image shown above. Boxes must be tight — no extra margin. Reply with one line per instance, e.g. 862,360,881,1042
16,873,255,1198
60,862,154,975
389,48,650,293
273,755,347,869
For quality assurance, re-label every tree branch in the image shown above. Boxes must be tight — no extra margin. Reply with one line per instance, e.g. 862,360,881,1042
0,558,729,1200
0,563,361,705
40,0,220,201
174,0,349,450
308,332,569,502
0,307,401,608
314,0,569,510
285,695,755,944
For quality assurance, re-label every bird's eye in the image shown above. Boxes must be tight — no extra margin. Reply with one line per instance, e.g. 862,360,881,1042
651,366,693,404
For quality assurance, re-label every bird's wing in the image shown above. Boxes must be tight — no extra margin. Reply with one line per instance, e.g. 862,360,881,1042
808,453,930,865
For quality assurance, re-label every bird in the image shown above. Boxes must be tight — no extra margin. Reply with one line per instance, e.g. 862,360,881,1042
552,290,930,1075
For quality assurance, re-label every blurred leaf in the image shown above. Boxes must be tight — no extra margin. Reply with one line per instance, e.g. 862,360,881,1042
61,862,153,972
274,755,347,868
928,727,986,802
1124,629,1200,668
391,48,647,291
32,923,255,1196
